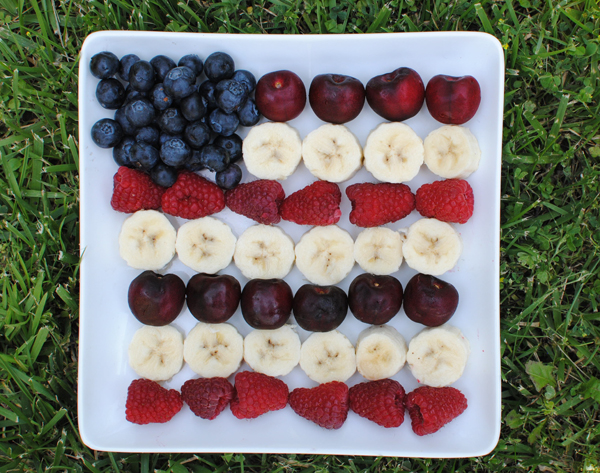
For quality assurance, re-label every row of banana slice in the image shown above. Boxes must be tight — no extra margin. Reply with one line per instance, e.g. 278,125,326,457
119,211,463,279
242,121,481,183
129,323,470,388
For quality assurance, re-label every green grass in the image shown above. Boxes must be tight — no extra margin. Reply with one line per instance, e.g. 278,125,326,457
1,0,599,471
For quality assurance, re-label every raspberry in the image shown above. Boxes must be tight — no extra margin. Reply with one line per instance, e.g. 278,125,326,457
230,371,288,419
415,179,474,224
349,379,406,428
280,181,342,226
110,166,165,213
181,377,234,420
346,182,415,227
405,386,467,436
225,180,285,224
289,381,349,430
161,171,225,219
125,378,183,425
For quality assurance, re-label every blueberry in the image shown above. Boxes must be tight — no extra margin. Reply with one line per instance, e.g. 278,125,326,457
184,121,211,150
160,138,191,167
231,70,256,92
208,108,239,136
214,134,243,163
114,107,137,135
124,85,147,104
113,136,136,167
135,125,160,146
237,97,261,127
185,149,205,172
149,83,173,111
90,51,119,79
129,60,155,92
216,164,242,190
159,133,183,146
200,144,230,172
159,108,188,135
204,52,234,82
163,66,196,100
119,54,140,81
91,118,123,148
130,141,159,170
178,54,204,76
179,93,207,122
199,80,218,109
150,163,178,187
215,80,249,114
125,98,156,128
150,55,177,82
96,78,126,109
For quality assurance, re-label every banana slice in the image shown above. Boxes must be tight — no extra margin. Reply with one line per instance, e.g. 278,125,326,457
243,325,301,377
355,325,408,380
295,225,354,285
402,218,462,276
407,324,470,387
233,224,295,279
354,227,403,275
176,217,236,273
242,122,302,180
300,330,356,383
119,210,176,270
183,322,244,378
128,325,184,381
301,124,363,182
364,122,424,183
423,125,481,179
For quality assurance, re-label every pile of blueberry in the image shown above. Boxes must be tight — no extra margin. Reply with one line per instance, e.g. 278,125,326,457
89,50,260,189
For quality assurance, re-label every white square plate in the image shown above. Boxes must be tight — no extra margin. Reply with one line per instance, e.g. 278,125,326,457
78,31,503,456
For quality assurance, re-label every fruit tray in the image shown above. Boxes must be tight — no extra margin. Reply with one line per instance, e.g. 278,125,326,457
78,30,504,456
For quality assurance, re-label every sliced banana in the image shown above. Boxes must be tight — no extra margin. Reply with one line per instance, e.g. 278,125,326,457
423,125,481,179
119,210,176,270
407,324,470,387
300,330,356,383
301,124,363,182
295,225,354,285
233,224,295,279
242,122,302,180
244,325,301,377
355,325,407,380
176,217,236,273
364,122,424,183
128,325,184,381
354,227,403,275
183,322,244,378
402,218,462,276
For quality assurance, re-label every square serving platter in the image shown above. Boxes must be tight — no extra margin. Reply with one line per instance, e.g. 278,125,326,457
78,30,504,456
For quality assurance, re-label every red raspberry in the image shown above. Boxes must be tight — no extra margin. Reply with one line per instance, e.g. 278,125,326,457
280,181,342,226
349,379,406,428
405,386,467,436
110,166,165,213
161,171,225,219
230,371,288,419
346,182,415,227
415,179,474,224
125,378,183,425
181,377,234,420
225,180,284,224
289,381,349,430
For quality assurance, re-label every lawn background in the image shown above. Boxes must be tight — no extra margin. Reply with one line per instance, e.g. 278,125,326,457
1,0,599,471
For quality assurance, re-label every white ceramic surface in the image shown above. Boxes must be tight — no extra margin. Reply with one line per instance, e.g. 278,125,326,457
78,30,503,456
